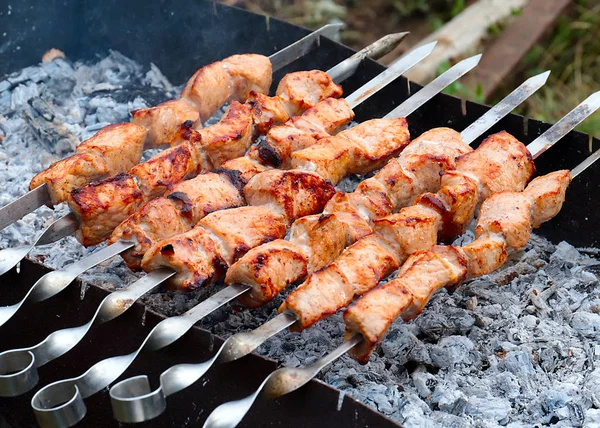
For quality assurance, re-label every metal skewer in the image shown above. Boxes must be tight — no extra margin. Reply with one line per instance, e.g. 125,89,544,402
0,32,411,280
28,43,442,428
202,147,600,428
0,52,420,396
106,63,553,424
0,23,348,233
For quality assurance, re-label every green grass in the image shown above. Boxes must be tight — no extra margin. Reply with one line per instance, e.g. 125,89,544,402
490,0,600,137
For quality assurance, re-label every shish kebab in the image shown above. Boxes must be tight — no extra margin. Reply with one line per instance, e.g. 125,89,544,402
201,150,598,428
0,42,434,330
0,49,428,396
108,86,593,426
0,24,346,231
0,33,409,277
28,54,476,428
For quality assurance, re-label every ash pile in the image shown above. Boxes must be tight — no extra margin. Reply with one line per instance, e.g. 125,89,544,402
0,51,178,286
1,52,600,428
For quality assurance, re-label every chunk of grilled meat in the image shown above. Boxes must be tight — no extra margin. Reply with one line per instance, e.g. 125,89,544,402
228,127,472,308
290,117,410,185
142,206,287,290
70,72,343,246
251,70,343,135
280,131,535,331
130,99,200,149
30,123,147,205
230,213,349,308
344,170,570,363
109,170,246,268
109,97,355,268
248,98,353,168
133,54,272,145
180,54,272,124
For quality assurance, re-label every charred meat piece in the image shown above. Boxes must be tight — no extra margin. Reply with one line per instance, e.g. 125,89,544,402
249,98,354,168
141,206,287,291
30,123,147,205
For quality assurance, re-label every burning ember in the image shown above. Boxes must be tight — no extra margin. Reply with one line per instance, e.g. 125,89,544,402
1,48,599,428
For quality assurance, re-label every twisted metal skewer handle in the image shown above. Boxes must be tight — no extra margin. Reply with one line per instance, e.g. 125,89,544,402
109,288,288,422
0,269,167,397
110,348,224,423
203,335,363,428
0,240,134,328
31,283,250,427
0,213,78,277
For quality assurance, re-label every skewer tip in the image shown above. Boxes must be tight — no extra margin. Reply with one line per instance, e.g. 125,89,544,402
389,31,410,42
570,148,600,178
581,90,600,109
459,53,483,67
527,70,551,86
418,40,438,54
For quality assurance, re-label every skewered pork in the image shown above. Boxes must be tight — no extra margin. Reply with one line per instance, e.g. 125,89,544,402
278,132,535,330
227,126,471,307
140,117,412,290
141,170,335,290
344,170,570,362
29,54,272,206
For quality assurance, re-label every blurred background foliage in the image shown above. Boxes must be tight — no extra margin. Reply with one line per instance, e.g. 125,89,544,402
221,0,600,137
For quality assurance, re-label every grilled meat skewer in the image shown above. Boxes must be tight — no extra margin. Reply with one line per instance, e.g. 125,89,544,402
0,52,434,401
110,97,354,270
344,169,571,362
63,44,430,270
141,116,411,290
201,152,597,428
29,53,273,207
26,33,412,250
0,25,397,232
137,48,485,291
0,43,435,335
177,92,596,378
223,71,551,308
285,92,600,337
27,61,430,420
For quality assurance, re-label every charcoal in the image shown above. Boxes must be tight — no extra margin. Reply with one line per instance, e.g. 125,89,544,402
429,336,475,368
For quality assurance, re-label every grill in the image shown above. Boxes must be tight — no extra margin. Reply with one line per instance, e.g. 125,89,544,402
1,1,599,427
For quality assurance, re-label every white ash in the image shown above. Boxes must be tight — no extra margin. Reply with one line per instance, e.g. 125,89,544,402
0,51,181,288
2,55,600,427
